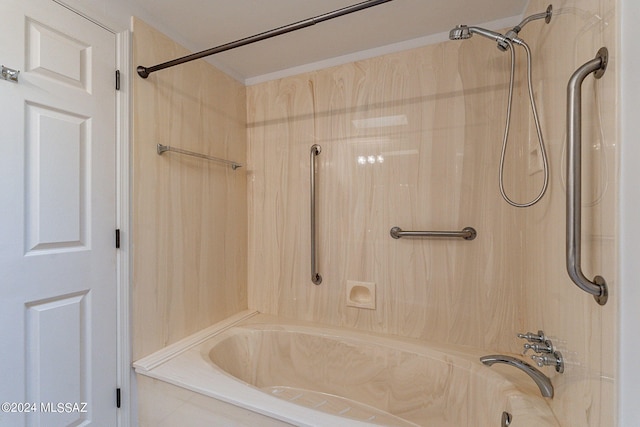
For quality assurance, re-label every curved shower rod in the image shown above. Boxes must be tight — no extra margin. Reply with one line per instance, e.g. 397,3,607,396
137,0,394,78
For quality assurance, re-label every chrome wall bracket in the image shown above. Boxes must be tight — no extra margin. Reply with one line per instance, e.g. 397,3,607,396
594,47,608,79
1,65,19,83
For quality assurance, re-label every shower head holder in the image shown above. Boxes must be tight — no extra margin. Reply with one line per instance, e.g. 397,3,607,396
449,4,553,50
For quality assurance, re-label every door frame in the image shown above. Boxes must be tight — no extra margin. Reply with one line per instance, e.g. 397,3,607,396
114,29,132,427
51,2,132,425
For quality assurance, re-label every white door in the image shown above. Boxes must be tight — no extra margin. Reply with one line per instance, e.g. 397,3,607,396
0,0,118,426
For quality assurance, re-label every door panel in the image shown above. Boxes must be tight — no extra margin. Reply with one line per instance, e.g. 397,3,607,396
26,17,92,91
26,291,90,427
0,0,117,426
25,103,90,253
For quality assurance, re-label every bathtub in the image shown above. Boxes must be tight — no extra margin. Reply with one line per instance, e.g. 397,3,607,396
134,310,560,426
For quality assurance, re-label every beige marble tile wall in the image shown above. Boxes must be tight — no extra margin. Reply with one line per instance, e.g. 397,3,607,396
247,37,524,347
517,1,617,425
132,18,248,360
247,1,617,425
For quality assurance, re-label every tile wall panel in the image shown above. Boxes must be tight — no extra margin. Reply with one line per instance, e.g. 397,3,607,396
132,18,248,359
520,1,617,425
247,40,524,346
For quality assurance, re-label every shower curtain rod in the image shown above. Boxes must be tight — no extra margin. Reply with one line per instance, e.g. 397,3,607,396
137,0,394,78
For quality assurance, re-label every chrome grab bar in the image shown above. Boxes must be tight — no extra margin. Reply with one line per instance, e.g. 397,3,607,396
390,226,477,240
566,47,608,305
157,144,242,170
310,145,322,285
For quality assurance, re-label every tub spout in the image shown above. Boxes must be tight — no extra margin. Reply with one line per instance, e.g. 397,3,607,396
480,354,554,398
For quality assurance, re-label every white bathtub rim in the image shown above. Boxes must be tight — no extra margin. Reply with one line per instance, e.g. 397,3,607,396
133,309,259,372
133,310,486,373
222,318,488,363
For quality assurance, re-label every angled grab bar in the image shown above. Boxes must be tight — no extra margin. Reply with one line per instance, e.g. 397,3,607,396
310,145,322,285
566,47,608,305
390,226,477,240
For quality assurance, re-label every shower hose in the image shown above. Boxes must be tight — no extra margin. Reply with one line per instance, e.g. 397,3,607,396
499,38,549,208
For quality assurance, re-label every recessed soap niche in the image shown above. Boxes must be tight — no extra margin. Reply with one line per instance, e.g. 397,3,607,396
346,280,376,310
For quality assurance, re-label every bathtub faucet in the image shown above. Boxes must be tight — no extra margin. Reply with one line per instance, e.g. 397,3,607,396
480,355,554,398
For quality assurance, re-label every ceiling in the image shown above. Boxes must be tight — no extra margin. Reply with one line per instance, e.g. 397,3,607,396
129,0,530,84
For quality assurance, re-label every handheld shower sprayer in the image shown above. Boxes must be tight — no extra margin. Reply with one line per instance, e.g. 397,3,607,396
449,25,510,46
448,5,553,208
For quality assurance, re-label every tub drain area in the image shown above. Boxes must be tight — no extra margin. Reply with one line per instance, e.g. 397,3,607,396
263,386,418,427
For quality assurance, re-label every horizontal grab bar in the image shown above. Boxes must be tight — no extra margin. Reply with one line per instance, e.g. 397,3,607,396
157,144,243,170
390,226,477,240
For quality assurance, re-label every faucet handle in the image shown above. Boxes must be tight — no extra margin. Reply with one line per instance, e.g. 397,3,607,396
518,330,546,343
523,341,554,354
531,351,564,373
531,354,546,367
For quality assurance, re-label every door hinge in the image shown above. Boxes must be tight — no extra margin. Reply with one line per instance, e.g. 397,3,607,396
116,388,121,408
115,229,120,249
115,70,121,91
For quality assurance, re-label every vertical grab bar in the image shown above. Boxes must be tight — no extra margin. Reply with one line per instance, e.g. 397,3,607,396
566,47,608,305
310,144,322,285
